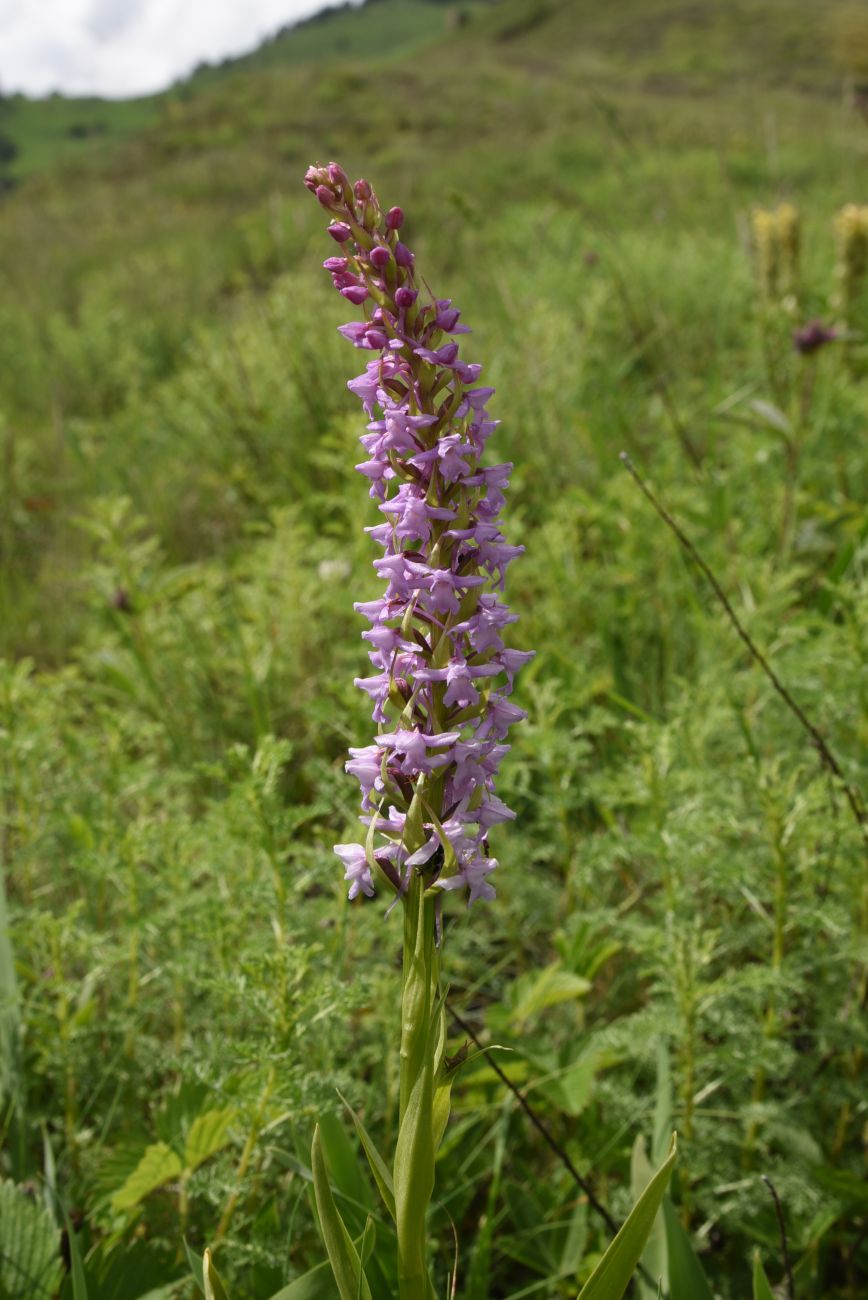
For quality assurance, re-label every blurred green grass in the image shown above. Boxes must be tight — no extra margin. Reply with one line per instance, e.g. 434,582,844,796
0,1,866,1297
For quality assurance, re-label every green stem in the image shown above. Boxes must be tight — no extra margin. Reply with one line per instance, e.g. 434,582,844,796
395,873,440,1300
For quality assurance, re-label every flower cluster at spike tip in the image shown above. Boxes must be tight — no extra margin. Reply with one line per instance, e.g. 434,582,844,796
306,162,533,907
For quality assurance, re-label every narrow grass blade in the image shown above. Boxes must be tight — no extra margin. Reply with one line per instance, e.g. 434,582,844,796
62,1203,89,1300
0,859,21,1100
577,1134,677,1300
752,1251,775,1300
184,1240,205,1294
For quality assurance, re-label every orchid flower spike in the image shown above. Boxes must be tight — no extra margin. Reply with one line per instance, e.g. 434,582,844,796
307,161,533,907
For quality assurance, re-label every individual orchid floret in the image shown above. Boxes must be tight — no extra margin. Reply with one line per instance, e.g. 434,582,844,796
307,161,533,907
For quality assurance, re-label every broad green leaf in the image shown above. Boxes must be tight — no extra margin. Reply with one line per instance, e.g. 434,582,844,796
311,1124,372,1300
662,1197,714,1300
535,1049,606,1118
111,1142,183,1212
630,1137,667,1300
508,964,591,1029
203,1248,230,1300
577,1134,677,1300
752,1251,775,1300
184,1108,237,1173
0,1179,64,1300
337,1090,396,1222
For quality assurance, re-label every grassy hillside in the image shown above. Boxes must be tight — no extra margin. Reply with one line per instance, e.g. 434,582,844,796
0,1,867,1297
0,1,490,182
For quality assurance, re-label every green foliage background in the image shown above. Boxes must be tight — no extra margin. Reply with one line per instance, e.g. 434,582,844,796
0,0,866,1296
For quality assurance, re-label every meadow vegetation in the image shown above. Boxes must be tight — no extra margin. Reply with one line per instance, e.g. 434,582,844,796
0,1,866,1296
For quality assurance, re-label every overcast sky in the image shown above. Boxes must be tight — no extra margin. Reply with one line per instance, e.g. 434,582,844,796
0,0,353,98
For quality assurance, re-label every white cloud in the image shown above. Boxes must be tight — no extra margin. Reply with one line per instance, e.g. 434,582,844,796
0,0,355,98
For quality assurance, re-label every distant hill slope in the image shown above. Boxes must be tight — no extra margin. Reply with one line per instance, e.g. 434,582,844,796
0,0,491,182
1,0,862,186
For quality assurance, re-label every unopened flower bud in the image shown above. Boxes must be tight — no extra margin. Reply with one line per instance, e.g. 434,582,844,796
328,222,352,244
370,245,391,270
323,256,349,272
386,206,404,230
329,161,350,189
355,178,372,201
316,185,338,209
395,287,417,309
395,242,414,268
304,164,329,192
341,284,370,305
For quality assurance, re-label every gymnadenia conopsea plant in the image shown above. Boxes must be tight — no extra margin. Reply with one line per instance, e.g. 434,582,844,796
298,162,675,1300
192,165,676,1300
308,158,533,1300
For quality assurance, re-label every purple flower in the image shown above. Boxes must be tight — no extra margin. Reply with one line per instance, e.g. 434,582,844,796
792,319,838,355
334,844,375,899
307,161,533,905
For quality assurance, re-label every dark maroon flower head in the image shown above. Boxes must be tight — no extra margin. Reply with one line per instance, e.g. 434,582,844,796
793,320,838,355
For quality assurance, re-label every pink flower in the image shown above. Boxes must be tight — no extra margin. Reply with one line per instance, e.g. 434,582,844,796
309,162,533,905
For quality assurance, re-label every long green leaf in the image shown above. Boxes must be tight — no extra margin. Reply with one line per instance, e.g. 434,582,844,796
267,1257,338,1300
630,1137,667,1300
652,1043,672,1166
357,1218,375,1300
337,1090,396,1222
184,1239,205,1295
317,1112,373,1224
752,1251,775,1300
203,1248,230,1300
311,1124,372,1300
662,1197,714,1300
577,1134,677,1300
268,1229,374,1300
